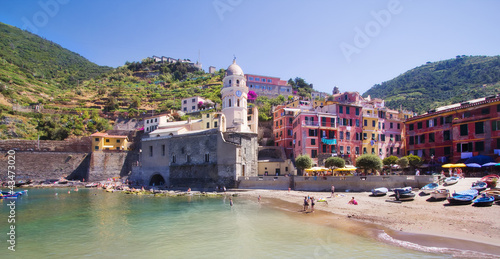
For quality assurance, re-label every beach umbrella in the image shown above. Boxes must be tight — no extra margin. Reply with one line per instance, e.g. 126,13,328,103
442,164,454,168
482,162,498,167
466,163,481,168
333,167,357,171
453,163,467,168
465,155,494,165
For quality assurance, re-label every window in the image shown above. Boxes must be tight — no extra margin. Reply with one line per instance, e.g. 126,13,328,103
429,133,435,143
493,120,500,131
346,132,350,141
187,155,191,163
355,107,360,116
457,142,473,152
363,147,367,154
340,146,344,154
364,120,367,126
106,139,110,143
397,123,400,130
379,148,383,155
420,134,425,144
192,98,195,102
322,144,327,153
475,141,484,152
417,122,422,129
94,146,98,150
172,155,176,163
207,122,210,128
214,121,218,128
205,154,210,162
355,147,360,155
475,121,484,134
228,99,231,107
371,148,375,154
162,145,165,156
311,149,317,158
339,131,344,140
309,129,318,136
339,106,343,114
372,120,375,127
409,136,414,145
482,108,490,115
183,100,187,104
390,122,393,129
390,147,394,155
363,133,367,140
463,112,471,118
237,99,240,107
311,139,316,145
397,147,400,155
445,116,452,124
380,134,386,141
460,124,468,136
356,119,360,127
409,124,414,131
149,146,153,157
443,130,451,141
347,146,351,154
346,107,350,114
95,138,99,142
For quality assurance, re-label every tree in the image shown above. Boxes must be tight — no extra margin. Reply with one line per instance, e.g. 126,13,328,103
295,154,312,175
396,157,409,173
355,154,383,174
383,155,399,174
324,157,345,171
405,154,422,171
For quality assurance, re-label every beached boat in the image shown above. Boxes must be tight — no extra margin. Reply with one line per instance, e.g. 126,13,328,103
444,176,459,185
484,189,500,200
473,195,494,207
447,194,474,205
471,181,487,192
371,187,388,196
420,183,439,194
0,193,19,199
481,174,499,188
452,189,478,198
430,189,450,200
85,183,98,188
397,192,416,201
393,186,412,194
1,190,27,196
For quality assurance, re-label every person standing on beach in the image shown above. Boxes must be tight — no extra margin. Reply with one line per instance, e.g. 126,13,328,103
303,196,309,211
258,195,261,203
331,185,335,197
311,197,315,212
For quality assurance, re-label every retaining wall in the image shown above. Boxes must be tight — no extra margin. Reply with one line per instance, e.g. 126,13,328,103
238,176,290,190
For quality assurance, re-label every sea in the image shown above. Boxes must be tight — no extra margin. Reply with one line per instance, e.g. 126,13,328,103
0,188,497,259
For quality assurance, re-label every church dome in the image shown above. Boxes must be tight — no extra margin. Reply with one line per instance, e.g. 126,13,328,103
226,59,244,76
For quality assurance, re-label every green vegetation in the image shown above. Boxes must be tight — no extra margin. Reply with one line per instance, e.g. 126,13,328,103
295,154,313,174
363,56,500,114
355,154,383,173
324,157,345,170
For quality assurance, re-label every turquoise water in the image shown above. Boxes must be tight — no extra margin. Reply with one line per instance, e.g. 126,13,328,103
0,188,489,258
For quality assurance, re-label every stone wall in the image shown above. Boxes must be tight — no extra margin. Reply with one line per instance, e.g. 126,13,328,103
88,151,138,181
238,175,435,192
0,139,91,152
0,151,90,181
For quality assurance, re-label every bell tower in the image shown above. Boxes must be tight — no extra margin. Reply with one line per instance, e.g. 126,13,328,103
220,59,251,133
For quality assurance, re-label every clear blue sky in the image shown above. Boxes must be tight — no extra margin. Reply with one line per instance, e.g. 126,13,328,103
1,0,499,94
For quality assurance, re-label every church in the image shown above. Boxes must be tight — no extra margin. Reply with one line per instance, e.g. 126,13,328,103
130,60,259,189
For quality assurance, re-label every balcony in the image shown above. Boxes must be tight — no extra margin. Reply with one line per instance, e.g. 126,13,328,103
303,121,320,127
320,122,336,128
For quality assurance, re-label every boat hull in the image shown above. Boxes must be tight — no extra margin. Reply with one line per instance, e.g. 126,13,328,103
447,195,474,205
431,189,449,200
371,187,388,196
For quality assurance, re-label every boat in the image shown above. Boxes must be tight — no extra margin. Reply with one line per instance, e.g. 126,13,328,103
1,190,27,196
447,194,474,205
473,195,494,207
420,183,439,194
0,193,19,199
371,187,388,196
471,181,487,192
397,192,416,201
444,176,459,185
452,189,478,198
483,189,500,200
481,174,499,188
430,189,450,200
393,186,412,194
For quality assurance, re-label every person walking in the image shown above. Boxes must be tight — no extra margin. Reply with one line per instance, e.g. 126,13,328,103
330,185,335,197
310,197,315,212
303,196,309,211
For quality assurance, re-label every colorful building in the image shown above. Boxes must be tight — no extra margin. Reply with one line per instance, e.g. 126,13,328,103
91,132,130,151
245,74,292,98
405,95,500,164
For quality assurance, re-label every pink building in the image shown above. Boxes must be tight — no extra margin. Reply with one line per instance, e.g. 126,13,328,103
245,74,292,98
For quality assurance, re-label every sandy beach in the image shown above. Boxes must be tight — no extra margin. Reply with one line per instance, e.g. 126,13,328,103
236,177,500,256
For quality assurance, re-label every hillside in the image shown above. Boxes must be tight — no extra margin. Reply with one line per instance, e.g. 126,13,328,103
363,56,500,114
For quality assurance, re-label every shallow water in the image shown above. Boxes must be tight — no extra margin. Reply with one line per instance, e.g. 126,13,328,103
0,188,495,258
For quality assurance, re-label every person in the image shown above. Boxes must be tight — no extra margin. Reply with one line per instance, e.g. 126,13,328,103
223,186,226,193
303,196,309,211
415,169,420,176
348,197,358,205
258,195,261,203
330,185,335,197
310,197,315,212
229,198,233,207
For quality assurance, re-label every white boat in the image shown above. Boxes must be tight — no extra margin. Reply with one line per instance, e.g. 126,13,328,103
371,187,388,196
444,176,459,186
431,189,449,200
421,183,439,194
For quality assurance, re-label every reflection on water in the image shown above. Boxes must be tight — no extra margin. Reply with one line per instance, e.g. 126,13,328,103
0,188,490,258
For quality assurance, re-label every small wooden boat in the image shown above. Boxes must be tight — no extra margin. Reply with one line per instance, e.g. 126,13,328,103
481,174,499,188
473,195,494,207
444,176,459,185
371,187,388,196
447,194,474,205
397,192,416,201
421,183,439,194
471,181,487,192
431,189,450,200
393,186,412,194
453,189,478,198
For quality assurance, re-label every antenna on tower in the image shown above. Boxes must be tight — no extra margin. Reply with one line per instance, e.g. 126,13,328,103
233,54,236,61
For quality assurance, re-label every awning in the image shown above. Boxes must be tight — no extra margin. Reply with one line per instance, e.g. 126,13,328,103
333,167,357,171
305,167,329,172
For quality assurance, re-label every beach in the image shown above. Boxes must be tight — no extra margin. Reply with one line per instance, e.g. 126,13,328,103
236,177,500,255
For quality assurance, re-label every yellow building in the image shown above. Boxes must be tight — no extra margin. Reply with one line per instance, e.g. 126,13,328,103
362,107,378,155
91,132,129,151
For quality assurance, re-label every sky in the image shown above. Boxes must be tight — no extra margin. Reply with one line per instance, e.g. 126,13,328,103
1,0,499,95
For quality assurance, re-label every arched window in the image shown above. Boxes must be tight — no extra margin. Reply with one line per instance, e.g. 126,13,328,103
237,99,240,107
229,99,232,107
236,80,239,85
229,80,232,85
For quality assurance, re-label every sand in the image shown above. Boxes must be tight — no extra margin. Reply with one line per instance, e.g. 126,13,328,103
235,177,500,255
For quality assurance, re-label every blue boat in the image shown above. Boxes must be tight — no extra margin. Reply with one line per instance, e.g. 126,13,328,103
421,183,439,194
0,193,19,199
393,186,412,194
473,195,494,207
447,194,474,205
471,181,487,192
452,189,478,198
